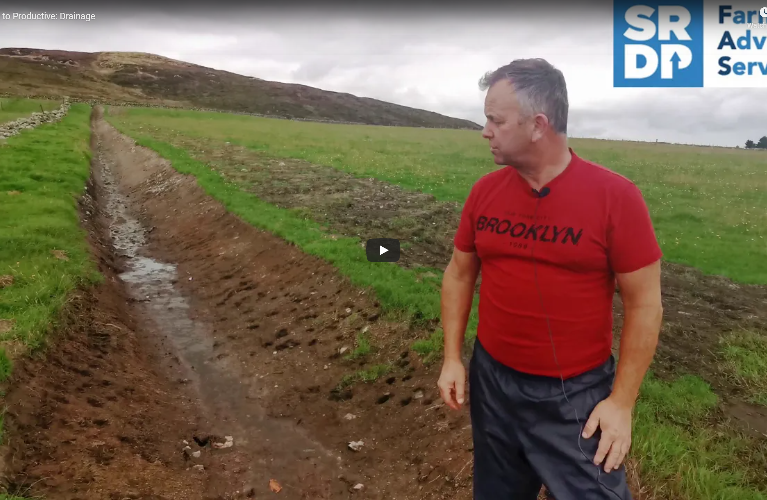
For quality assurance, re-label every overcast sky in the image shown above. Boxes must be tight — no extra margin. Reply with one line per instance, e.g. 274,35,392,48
1,2,765,147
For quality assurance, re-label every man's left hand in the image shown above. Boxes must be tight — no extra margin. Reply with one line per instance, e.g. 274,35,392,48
581,395,633,473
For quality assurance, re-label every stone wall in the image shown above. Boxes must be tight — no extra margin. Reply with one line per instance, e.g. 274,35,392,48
0,97,70,140
0,93,443,129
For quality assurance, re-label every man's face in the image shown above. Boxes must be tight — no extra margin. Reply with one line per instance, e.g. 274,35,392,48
481,80,534,166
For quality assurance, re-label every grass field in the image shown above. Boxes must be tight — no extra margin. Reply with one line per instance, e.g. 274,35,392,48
109,107,767,285
0,103,98,383
0,98,61,125
103,106,767,500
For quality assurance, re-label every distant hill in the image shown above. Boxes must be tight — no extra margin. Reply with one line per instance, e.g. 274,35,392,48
0,48,482,130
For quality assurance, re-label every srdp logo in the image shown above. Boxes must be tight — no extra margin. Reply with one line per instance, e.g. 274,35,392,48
613,0,704,87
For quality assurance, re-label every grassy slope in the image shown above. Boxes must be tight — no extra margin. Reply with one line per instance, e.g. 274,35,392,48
112,107,767,285
107,108,767,500
0,103,98,369
0,104,96,500
0,98,61,125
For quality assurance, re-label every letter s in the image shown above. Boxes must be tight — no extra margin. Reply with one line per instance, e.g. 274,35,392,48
624,5,657,41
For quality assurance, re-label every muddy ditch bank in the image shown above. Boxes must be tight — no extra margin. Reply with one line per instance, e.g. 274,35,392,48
5,106,511,499
107,129,767,429
0,121,207,500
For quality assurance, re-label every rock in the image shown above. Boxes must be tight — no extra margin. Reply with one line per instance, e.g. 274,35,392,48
212,435,234,449
348,440,364,452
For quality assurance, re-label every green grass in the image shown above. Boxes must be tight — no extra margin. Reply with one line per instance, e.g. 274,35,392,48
634,373,767,499
0,103,99,365
0,98,61,125
344,330,373,361
337,364,393,389
720,330,767,406
109,107,767,285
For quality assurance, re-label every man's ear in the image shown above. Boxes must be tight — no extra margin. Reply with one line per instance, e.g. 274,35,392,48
531,113,550,142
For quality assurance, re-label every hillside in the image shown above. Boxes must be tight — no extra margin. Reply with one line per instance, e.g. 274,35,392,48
0,48,481,129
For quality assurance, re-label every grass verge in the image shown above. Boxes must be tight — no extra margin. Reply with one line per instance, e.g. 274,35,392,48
0,98,61,125
0,103,96,499
0,103,98,363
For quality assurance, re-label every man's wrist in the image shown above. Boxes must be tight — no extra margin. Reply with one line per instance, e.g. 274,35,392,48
444,351,462,363
609,388,638,409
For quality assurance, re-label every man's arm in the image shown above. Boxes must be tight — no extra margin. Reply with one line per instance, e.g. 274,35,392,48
612,259,663,408
442,248,481,361
437,247,480,410
583,181,664,472
583,258,663,472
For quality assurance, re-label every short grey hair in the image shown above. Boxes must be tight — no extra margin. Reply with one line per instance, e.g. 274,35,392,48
479,58,569,134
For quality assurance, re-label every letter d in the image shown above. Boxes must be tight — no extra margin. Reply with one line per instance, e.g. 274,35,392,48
624,44,658,78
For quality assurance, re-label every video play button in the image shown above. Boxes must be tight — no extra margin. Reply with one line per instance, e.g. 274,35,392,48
366,238,400,262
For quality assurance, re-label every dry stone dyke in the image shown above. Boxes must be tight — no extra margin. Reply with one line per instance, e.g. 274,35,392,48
0,97,70,140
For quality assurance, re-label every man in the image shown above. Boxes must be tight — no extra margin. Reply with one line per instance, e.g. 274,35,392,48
437,58,663,500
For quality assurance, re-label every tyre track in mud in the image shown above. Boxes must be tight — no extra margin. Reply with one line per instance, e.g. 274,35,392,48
87,108,485,499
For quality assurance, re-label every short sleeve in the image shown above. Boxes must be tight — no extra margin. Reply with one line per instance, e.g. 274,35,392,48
453,182,480,253
607,182,663,274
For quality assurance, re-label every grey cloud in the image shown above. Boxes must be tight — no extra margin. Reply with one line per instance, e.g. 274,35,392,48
568,89,767,146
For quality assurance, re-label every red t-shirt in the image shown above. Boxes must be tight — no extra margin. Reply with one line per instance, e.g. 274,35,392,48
454,148,662,379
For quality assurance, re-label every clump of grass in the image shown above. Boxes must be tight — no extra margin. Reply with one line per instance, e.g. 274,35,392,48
344,330,372,360
0,351,11,382
0,104,99,367
720,330,767,405
411,329,445,366
337,364,393,389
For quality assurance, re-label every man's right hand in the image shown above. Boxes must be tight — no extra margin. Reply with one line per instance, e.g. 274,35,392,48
438,358,467,410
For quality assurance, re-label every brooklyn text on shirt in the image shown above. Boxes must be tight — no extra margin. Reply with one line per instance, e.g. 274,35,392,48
475,214,585,247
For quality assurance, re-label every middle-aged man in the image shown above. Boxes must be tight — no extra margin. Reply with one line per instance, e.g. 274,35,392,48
437,58,664,500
